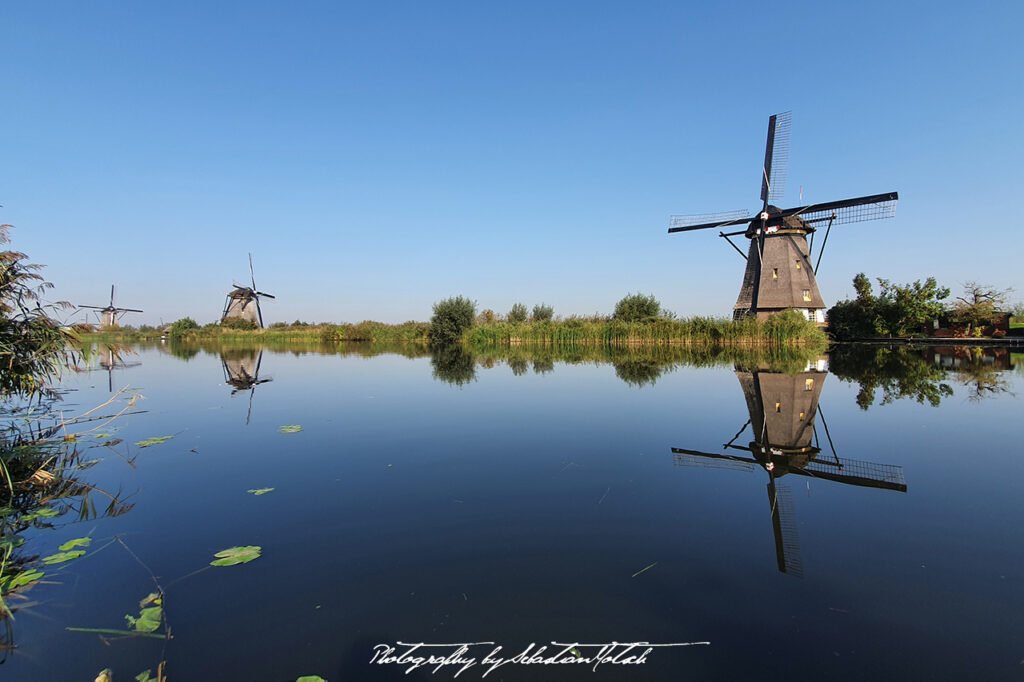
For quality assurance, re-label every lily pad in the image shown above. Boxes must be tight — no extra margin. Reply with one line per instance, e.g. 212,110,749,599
59,537,92,551
247,488,274,496
43,550,86,564
211,545,262,566
126,605,162,633
279,425,303,434
135,435,173,448
296,677,327,682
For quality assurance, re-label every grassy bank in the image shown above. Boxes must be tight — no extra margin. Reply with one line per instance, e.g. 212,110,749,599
89,311,826,349
88,320,431,345
464,311,827,348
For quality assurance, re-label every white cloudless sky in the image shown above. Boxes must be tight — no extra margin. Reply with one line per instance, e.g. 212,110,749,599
2,1,1021,325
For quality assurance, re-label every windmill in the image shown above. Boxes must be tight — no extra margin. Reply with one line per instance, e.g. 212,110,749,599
78,285,143,327
222,253,275,328
672,362,906,576
221,348,272,424
668,112,898,324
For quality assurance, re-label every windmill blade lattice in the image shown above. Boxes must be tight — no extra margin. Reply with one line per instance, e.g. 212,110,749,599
761,111,791,203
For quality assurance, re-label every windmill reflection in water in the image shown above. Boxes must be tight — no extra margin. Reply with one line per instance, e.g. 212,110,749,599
221,348,272,424
672,360,906,576
97,346,141,393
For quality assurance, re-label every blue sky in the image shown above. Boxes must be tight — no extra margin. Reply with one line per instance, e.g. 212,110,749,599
3,1,1021,325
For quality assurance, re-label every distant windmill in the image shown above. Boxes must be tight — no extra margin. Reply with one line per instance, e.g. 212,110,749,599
668,112,899,324
222,253,275,328
78,285,143,327
673,363,907,576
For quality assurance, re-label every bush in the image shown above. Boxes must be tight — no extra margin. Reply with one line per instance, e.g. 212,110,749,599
508,303,528,323
220,317,258,331
613,293,661,322
476,309,496,325
827,273,949,339
429,296,476,346
531,303,554,322
169,317,200,337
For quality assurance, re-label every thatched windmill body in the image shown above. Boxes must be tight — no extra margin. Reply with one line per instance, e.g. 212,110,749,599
673,363,907,576
78,285,143,327
222,253,274,328
668,112,899,324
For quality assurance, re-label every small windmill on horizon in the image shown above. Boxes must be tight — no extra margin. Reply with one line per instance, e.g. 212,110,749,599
668,112,899,324
78,285,143,327
222,253,275,328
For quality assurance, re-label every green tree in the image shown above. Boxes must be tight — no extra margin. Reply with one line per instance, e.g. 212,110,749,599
169,317,200,337
827,273,949,339
429,296,476,346
613,293,661,322
508,303,528,323
0,226,81,399
531,303,553,322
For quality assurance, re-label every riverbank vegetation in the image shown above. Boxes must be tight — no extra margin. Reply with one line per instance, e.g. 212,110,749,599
88,293,828,349
828,274,1018,340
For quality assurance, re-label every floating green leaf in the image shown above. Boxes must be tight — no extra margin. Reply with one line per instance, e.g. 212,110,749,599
101,438,123,447
59,537,92,551
296,677,327,682
247,488,274,496
135,435,173,448
43,550,86,564
3,569,44,590
279,425,303,434
135,671,153,682
211,545,261,566
21,507,59,522
126,605,163,633
94,433,113,439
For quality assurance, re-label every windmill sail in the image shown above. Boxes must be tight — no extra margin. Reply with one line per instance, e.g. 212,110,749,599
761,111,791,204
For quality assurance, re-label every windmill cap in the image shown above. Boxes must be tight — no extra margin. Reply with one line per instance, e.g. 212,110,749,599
746,206,813,238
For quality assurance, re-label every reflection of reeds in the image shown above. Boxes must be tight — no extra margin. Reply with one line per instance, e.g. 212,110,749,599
0,390,141,636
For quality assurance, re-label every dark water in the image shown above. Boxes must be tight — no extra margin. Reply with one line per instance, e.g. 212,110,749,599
3,342,1023,681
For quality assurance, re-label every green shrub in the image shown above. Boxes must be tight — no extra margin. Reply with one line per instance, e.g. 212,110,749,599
220,317,258,331
429,296,476,346
508,303,528,323
613,293,661,322
169,317,200,337
531,303,554,322
477,309,496,324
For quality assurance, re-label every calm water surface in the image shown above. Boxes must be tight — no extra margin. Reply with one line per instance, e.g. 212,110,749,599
4,343,1023,681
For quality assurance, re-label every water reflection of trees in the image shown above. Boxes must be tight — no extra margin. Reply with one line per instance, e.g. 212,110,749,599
430,345,477,386
829,345,1014,409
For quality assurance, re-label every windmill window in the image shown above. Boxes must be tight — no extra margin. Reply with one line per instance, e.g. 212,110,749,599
775,402,781,412
772,268,778,280
799,411,805,420
805,378,814,391
802,289,811,302
795,260,801,270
